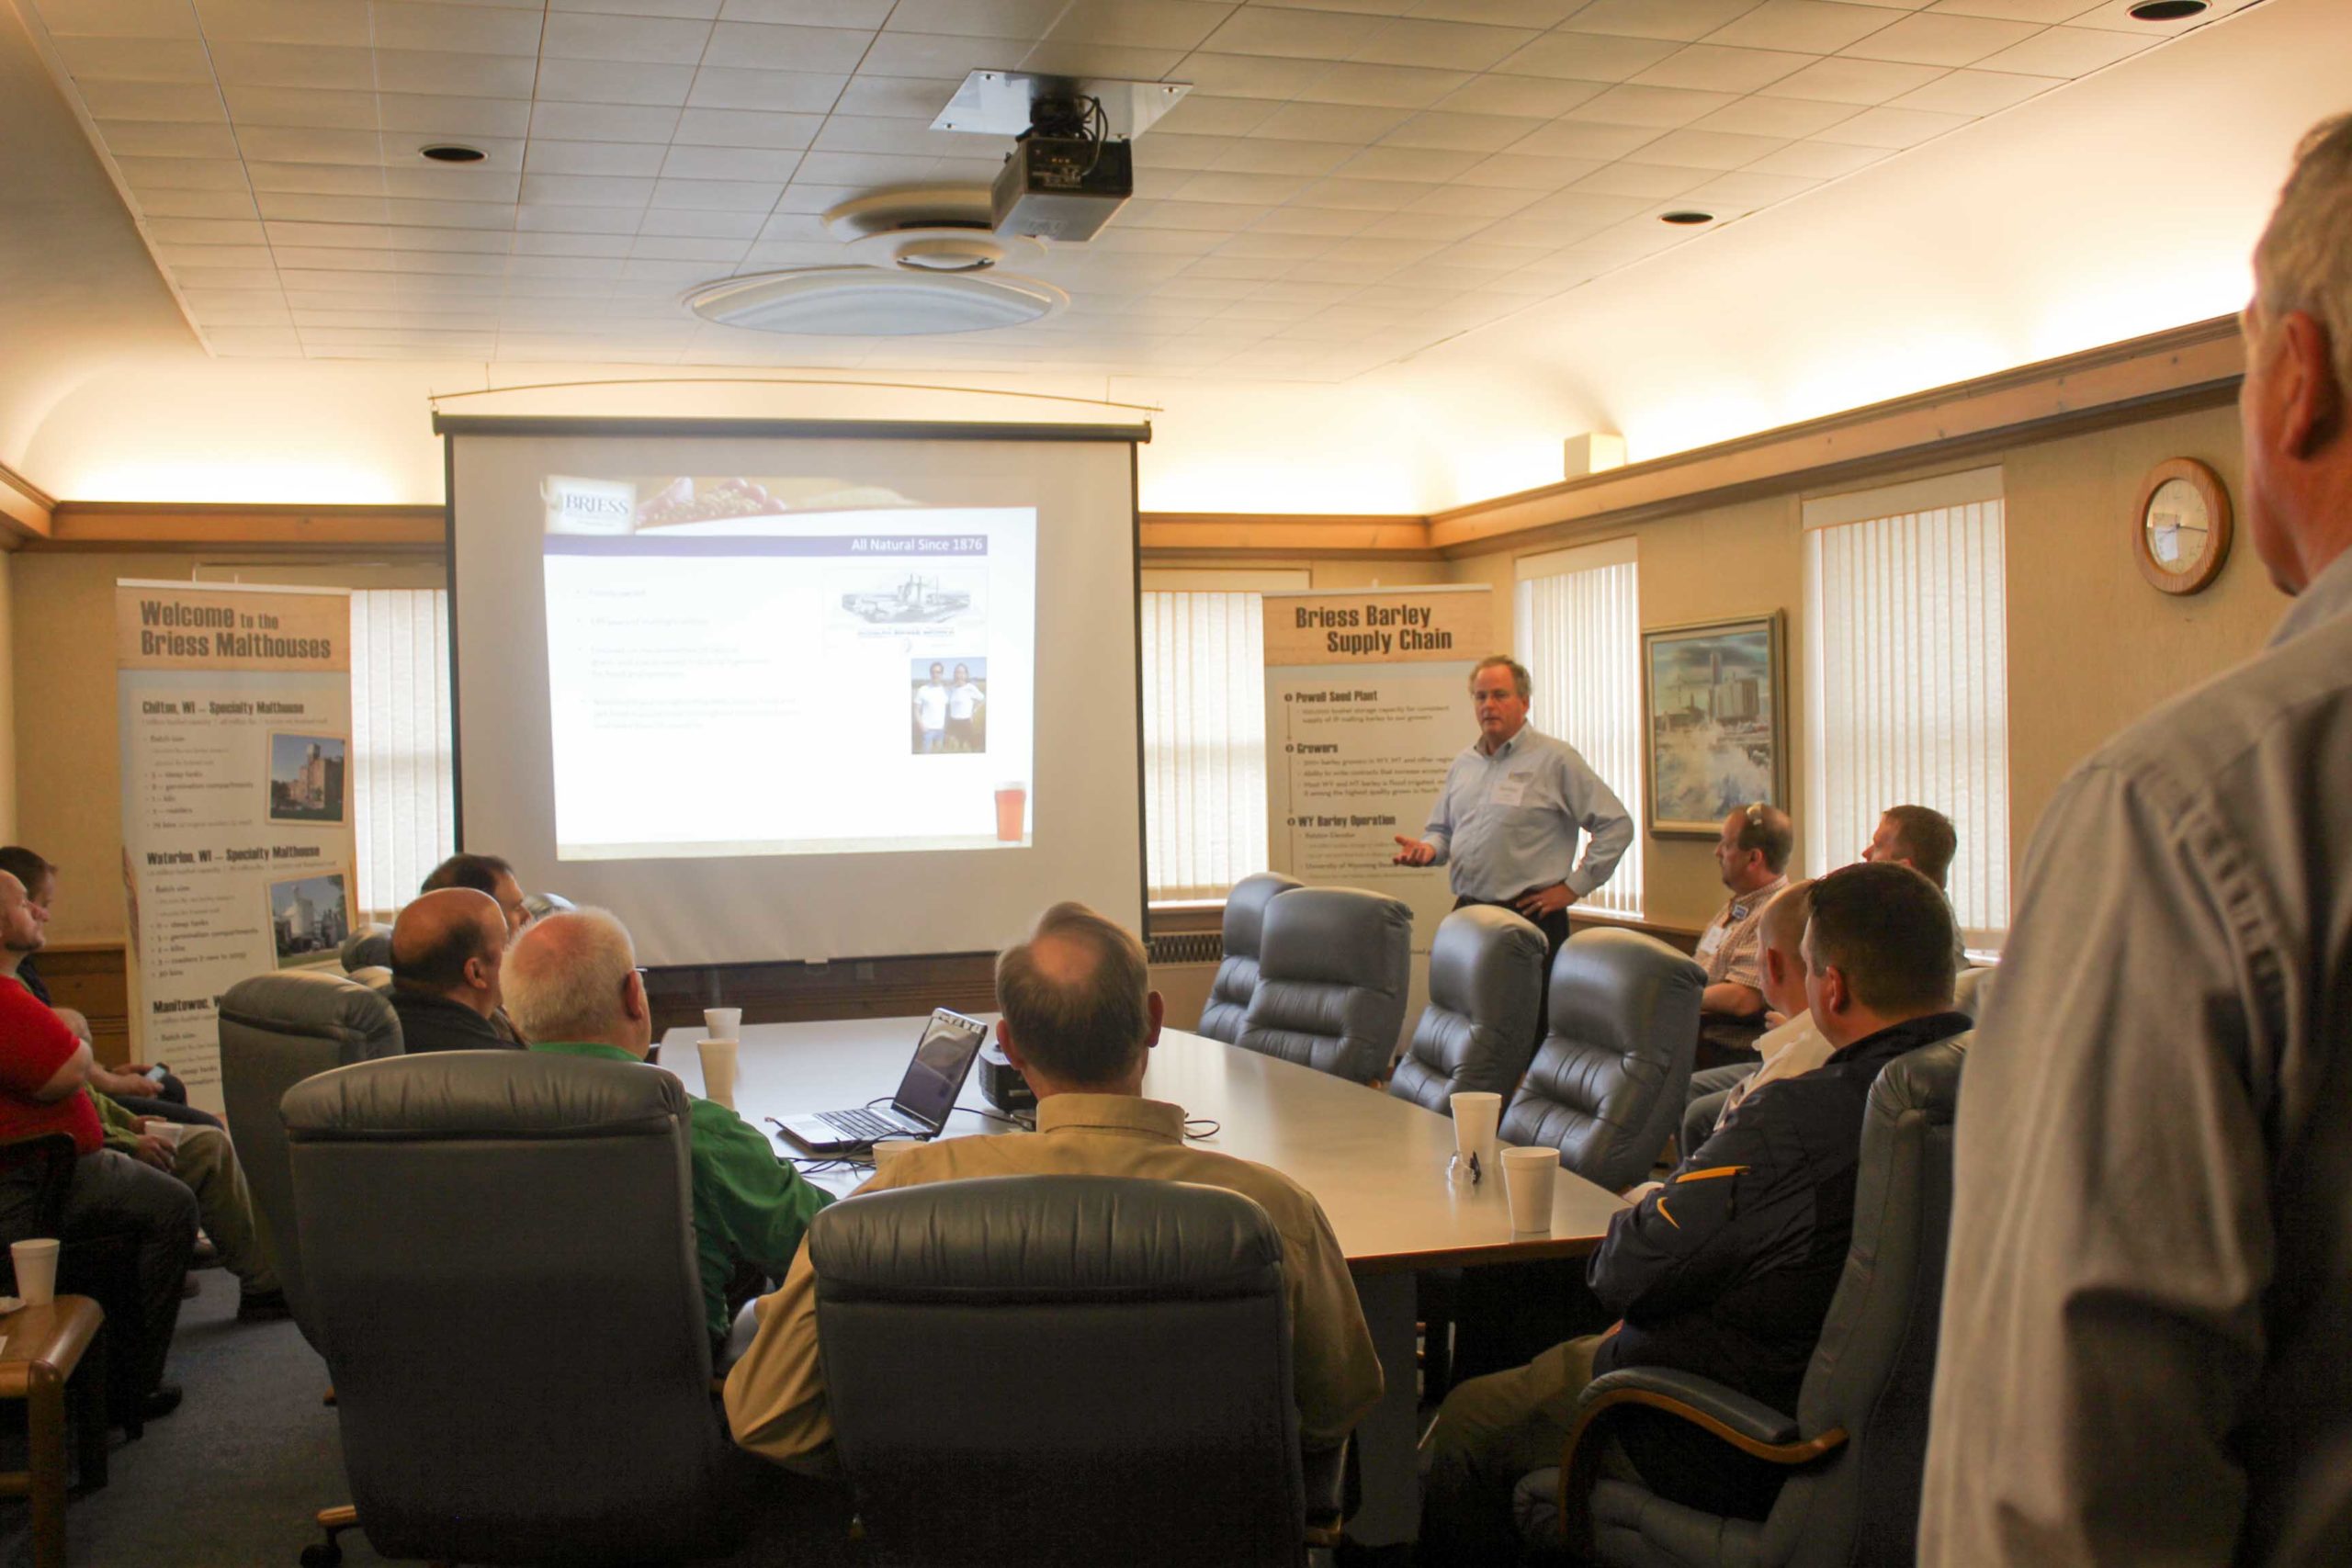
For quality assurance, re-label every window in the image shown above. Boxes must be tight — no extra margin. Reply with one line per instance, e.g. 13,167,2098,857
1515,537,1645,920
1804,468,2011,946
1139,570,1308,903
349,589,456,921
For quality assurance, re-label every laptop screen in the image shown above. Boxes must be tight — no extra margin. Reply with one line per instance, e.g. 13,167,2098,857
888,1010,989,1132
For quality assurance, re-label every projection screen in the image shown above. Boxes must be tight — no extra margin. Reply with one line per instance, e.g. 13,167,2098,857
441,417,1147,968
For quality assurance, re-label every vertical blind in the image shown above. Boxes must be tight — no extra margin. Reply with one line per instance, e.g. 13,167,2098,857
349,589,456,922
1515,540,1645,920
1139,588,1275,902
1805,494,2011,945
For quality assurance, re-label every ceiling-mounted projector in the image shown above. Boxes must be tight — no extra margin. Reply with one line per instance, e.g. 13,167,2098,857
934,71,1191,243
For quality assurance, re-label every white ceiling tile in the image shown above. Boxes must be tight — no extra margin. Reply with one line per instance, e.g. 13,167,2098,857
1513,186,1651,223
1564,82,1736,125
1016,41,1191,78
369,2,545,55
1495,30,1680,80
382,164,522,199
720,0,889,21
97,118,236,156
1703,1,1909,53
257,195,386,226
234,124,384,163
1634,125,1791,165
704,20,875,70
809,115,986,155
1767,54,1945,101
880,0,1062,37
1379,110,1550,151
530,101,684,141
830,74,959,118
769,180,855,211
855,32,1028,76
137,186,262,218
1409,0,1588,24
1808,101,1969,145
1504,116,1663,156
1211,231,1339,260
373,50,539,96
1886,65,2053,113
148,215,270,244
535,59,699,105
1201,6,1374,57
539,11,709,62
1838,11,2036,64
1216,138,1358,175
194,0,368,45
660,143,803,180
515,203,648,231
1245,205,1378,235
1920,0,2094,19
1406,181,1544,215
1741,136,1887,175
1968,24,2148,75
378,94,534,137
379,205,515,234
787,149,937,182
1173,171,1316,205
737,237,846,264
628,234,751,261
1679,166,1819,202
204,40,375,87
1336,144,1487,181
1134,131,1237,168
1151,95,1285,138
684,68,845,111
1171,52,1334,98
1253,100,1412,141
245,160,383,193
673,107,825,147
50,35,214,81
2059,0,2260,27
260,217,387,244
639,206,767,236
76,78,227,121
563,0,721,16
1291,176,1436,211
1570,159,1712,196
1295,62,1475,107
1429,73,1606,118
1046,0,1230,51
217,85,376,129
203,327,306,351
1456,151,1605,186
36,0,201,37
523,173,659,205
1558,0,1770,41
1688,91,1861,134
154,242,277,268
525,139,671,175
1633,41,1816,92
1351,17,1541,69
1125,198,1277,231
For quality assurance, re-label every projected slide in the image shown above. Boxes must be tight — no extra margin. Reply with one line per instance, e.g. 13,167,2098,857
538,473,1035,861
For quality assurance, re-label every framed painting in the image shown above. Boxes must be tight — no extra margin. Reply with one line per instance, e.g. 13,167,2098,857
1641,612,1788,838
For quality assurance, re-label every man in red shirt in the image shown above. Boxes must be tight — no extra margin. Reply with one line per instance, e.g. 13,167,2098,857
0,872,197,1418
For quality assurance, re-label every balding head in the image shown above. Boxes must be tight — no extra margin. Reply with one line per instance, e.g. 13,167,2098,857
993,902,1163,1095
503,908,649,1055
390,888,507,1016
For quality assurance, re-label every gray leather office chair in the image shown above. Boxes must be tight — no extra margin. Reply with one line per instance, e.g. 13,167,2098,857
813,1174,1327,1568
337,925,391,976
284,1052,799,1567
1500,929,1704,1193
1517,1034,1970,1567
1236,886,1413,1084
1388,905,1548,1112
521,890,575,921
216,969,403,1355
1197,871,1304,1045
1952,964,1996,1021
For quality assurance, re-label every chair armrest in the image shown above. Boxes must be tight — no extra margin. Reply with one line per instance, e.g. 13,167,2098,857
1551,1367,1847,1556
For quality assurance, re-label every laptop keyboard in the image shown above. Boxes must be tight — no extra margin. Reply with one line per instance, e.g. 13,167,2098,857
820,1107,902,1142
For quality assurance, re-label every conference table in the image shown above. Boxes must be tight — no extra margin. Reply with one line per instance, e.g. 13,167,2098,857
658,1015,1629,1546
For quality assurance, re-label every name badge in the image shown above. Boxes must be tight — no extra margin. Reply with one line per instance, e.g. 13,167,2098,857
1694,923,1727,960
1488,770,1532,808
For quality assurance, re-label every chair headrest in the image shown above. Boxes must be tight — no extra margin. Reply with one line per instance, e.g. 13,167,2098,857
1258,886,1413,985
1220,872,1302,953
282,1050,685,1143
1871,1032,1967,1122
811,1175,1283,1304
340,925,393,972
522,891,576,919
220,968,400,1043
1429,904,1548,1004
1549,926,1704,1035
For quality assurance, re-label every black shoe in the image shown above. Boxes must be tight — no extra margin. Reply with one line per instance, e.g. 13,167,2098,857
141,1384,184,1420
237,1289,292,1323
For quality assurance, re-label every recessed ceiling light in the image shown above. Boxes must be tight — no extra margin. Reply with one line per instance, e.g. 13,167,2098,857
419,144,486,164
2127,0,2207,18
1660,210,1714,225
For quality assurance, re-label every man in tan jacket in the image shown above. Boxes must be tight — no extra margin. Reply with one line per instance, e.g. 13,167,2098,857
724,899,1383,1475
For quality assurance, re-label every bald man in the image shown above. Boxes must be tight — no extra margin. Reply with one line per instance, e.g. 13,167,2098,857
386,887,519,1054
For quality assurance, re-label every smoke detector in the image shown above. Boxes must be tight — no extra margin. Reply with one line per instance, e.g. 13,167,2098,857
683,185,1065,335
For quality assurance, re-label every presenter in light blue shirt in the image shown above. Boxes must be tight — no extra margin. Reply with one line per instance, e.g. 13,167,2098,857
1394,655,1634,1004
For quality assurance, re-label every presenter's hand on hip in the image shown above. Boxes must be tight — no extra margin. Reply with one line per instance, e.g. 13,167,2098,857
1515,883,1576,919
1392,836,1438,867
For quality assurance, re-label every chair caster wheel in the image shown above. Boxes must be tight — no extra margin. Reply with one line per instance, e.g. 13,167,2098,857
300,1544,341,1567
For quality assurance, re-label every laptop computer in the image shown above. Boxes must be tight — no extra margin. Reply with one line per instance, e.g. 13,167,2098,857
772,1008,990,1154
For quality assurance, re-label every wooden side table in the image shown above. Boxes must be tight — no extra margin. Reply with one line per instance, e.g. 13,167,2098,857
0,1297,109,1568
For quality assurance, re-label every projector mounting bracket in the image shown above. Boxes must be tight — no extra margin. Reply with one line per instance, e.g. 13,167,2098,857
931,71,1191,139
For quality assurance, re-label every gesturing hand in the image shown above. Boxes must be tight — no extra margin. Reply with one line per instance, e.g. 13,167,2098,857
1391,835,1437,867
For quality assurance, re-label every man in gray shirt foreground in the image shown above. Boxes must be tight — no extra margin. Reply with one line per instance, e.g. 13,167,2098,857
1922,112,2352,1565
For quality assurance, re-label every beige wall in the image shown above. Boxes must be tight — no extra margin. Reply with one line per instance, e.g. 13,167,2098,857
1439,401,2277,930
11,549,443,944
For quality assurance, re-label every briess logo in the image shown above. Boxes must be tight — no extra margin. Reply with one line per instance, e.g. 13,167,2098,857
542,476,638,535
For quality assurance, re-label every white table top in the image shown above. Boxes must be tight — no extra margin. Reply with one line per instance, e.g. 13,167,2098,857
659,1015,1627,1276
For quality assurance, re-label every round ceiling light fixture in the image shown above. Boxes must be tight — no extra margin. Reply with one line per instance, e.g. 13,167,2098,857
684,267,1069,335
2127,0,2207,18
419,143,487,164
821,186,1046,274
1659,209,1715,225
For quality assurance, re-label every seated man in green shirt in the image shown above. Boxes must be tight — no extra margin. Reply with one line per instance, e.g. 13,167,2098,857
501,908,831,1354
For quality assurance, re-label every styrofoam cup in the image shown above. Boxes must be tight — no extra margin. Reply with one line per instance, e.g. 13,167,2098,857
696,1039,740,1111
1502,1146,1558,1232
871,1138,921,1172
11,1238,60,1306
145,1121,185,1146
1450,1091,1502,1179
703,1008,742,1042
